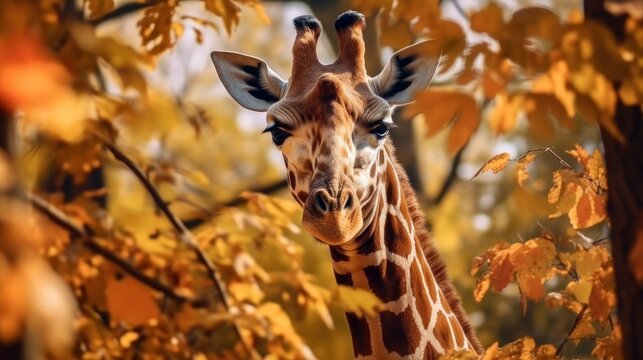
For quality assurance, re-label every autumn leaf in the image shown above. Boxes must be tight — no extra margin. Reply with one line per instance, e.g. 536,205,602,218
0,35,70,111
86,0,114,20
471,153,511,180
405,90,480,154
516,152,535,185
137,2,178,55
470,3,505,39
105,275,160,326
588,267,616,324
489,93,520,134
336,286,384,318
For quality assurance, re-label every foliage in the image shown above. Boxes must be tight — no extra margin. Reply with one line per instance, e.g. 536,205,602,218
469,145,618,358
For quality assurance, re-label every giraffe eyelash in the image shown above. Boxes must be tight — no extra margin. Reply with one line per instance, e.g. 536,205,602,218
370,122,394,139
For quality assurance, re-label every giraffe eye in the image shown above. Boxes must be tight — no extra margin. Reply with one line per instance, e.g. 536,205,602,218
269,127,291,146
370,122,390,139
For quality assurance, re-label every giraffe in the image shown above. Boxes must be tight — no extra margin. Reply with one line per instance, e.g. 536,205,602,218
210,11,482,359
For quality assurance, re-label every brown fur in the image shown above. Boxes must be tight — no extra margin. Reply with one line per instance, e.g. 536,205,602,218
385,142,483,353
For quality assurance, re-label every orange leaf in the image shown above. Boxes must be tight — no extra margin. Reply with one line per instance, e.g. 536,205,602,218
470,2,505,38
105,275,160,326
471,153,511,180
516,153,535,186
406,90,480,154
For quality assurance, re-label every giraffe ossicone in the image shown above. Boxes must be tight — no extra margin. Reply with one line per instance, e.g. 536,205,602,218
211,10,482,359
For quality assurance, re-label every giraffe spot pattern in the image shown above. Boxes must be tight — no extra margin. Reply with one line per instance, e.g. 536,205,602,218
380,305,421,356
432,311,455,350
410,260,431,328
384,212,412,257
364,262,406,303
449,315,465,348
346,312,372,357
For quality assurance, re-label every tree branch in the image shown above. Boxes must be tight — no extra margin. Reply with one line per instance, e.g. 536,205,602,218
556,304,588,356
428,145,466,205
25,191,194,303
90,0,161,25
98,136,259,359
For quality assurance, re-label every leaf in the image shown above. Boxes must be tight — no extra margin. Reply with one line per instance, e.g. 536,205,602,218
336,286,384,318
405,90,480,154
137,2,178,55
470,3,505,38
471,153,511,180
510,238,556,300
489,93,521,134
588,267,616,324
105,275,160,326
119,331,140,348
229,282,264,304
378,11,414,50
204,0,241,35
592,325,623,360
516,153,535,185
86,0,114,20
426,19,467,73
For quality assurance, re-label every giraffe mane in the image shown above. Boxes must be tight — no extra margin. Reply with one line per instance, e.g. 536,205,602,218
384,141,483,353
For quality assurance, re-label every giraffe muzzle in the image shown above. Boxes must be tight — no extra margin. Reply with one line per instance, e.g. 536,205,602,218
302,187,363,245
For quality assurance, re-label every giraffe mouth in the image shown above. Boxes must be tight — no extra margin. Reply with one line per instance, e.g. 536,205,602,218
301,187,363,245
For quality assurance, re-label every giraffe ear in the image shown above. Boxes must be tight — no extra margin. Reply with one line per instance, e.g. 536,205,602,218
210,51,287,112
370,40,440,105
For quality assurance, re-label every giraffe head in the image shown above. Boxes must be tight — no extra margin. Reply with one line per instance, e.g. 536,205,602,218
211,11,438,246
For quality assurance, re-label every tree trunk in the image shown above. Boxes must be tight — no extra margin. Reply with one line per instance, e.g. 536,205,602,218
585,2,643,359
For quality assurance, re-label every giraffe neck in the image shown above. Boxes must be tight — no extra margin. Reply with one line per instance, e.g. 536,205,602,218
329,146,478,359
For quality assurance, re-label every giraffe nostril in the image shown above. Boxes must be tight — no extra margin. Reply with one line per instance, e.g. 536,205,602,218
342,192,354,210
314,191,329,213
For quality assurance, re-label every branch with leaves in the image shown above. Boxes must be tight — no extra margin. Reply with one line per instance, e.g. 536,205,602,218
25,191,195,303
98,136,260,359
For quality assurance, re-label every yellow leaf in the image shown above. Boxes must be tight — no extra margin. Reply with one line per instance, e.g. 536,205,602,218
618,81,639,105
566,280,592,303
471,153,511,180
105,275,160,326
119,331,139,348
229,282,264,304
489,93,520,134
336,286,383,318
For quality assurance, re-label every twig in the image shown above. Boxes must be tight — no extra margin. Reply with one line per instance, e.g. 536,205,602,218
90,0,161,25
556,304,588,356
98,136,259,359
25,191,193,303
451,0,469,21
428,145,465,205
